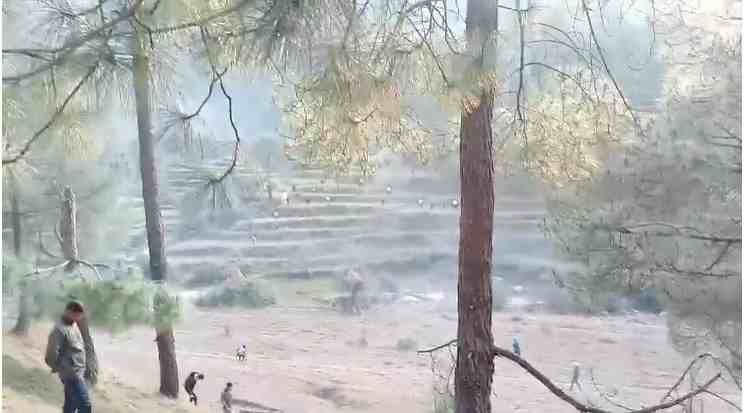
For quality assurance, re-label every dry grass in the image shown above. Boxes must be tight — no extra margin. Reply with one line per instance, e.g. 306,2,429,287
2,330,207,413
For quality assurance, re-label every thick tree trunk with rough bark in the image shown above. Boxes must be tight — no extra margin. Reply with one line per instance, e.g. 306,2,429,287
133,7,179,398
155,327,179,396
455,1,498,413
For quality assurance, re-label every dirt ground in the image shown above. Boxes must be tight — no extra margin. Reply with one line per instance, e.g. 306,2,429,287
89,299,740,413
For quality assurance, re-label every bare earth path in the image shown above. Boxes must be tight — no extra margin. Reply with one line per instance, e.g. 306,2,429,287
93,301,739,413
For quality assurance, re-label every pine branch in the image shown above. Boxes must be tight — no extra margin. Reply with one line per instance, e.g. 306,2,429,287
3,62,99,165
2,0,143,83
200,27,240,187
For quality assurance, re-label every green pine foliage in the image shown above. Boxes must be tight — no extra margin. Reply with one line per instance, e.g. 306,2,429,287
25,273,181,333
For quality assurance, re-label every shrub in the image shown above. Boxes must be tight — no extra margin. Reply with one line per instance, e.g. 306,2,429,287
28,275,180,332
184,265,239,289
433,392,454,413
195,281,276,309
543,288,587,315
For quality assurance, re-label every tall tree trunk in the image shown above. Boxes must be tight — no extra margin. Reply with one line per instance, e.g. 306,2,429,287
132,7,179,398
59,186,99,386
12,281,31,336
60,186,79,269
9,174,32,336
455,1,498,413
9,178,22,256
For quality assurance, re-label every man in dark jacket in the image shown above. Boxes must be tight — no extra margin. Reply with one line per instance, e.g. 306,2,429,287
184,371,204,405
221,382,234,413
45,301,91,413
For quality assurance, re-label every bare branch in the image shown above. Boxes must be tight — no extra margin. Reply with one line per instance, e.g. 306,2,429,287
417,339,457,354
589,368,637,411
38,231,62,259
580,0,641,132
200,27,240,187
492,345,721,413
701,389,742,411
592,222,741,244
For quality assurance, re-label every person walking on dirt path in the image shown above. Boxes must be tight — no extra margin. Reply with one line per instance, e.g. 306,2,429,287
570,362,582,391
221,382,234,413
512,337,521,357
45,300,92,413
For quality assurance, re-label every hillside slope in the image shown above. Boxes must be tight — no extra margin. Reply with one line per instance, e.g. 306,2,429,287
2,326,209,413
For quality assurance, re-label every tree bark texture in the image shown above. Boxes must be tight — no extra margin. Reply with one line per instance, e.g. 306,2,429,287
58,186,99,386
156,327,179,397
133,22,167,282
9,175,22,256
12,282,31,336
456,1,498,413
60,186,79,271
133,10,179,398
77,315,99,386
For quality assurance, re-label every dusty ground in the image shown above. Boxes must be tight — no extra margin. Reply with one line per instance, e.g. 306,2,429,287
84,298,740,413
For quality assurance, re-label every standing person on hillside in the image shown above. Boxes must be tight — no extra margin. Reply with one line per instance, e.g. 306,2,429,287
221,382,234,413
45,301,92,413
570,362,582,391
512,337,521,357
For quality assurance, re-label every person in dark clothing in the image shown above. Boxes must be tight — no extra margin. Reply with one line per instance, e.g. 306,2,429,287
221,382,234,413
570,362,582,391
184,372,204,405
45,301,91,413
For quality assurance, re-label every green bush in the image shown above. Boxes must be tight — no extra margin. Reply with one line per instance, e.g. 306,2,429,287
195,281,276,309
433,393,454,413
28,276,180,332
184,265,238,289
543,288,587,315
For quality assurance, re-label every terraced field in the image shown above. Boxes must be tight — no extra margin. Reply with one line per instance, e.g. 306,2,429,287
117,157,564,301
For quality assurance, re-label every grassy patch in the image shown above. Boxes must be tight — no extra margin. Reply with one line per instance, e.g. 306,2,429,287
183,265,239,289
195,282,276,309
2,355,63,406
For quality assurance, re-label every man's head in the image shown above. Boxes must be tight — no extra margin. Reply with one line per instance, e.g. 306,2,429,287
63,301,85,324
226,382,233,389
